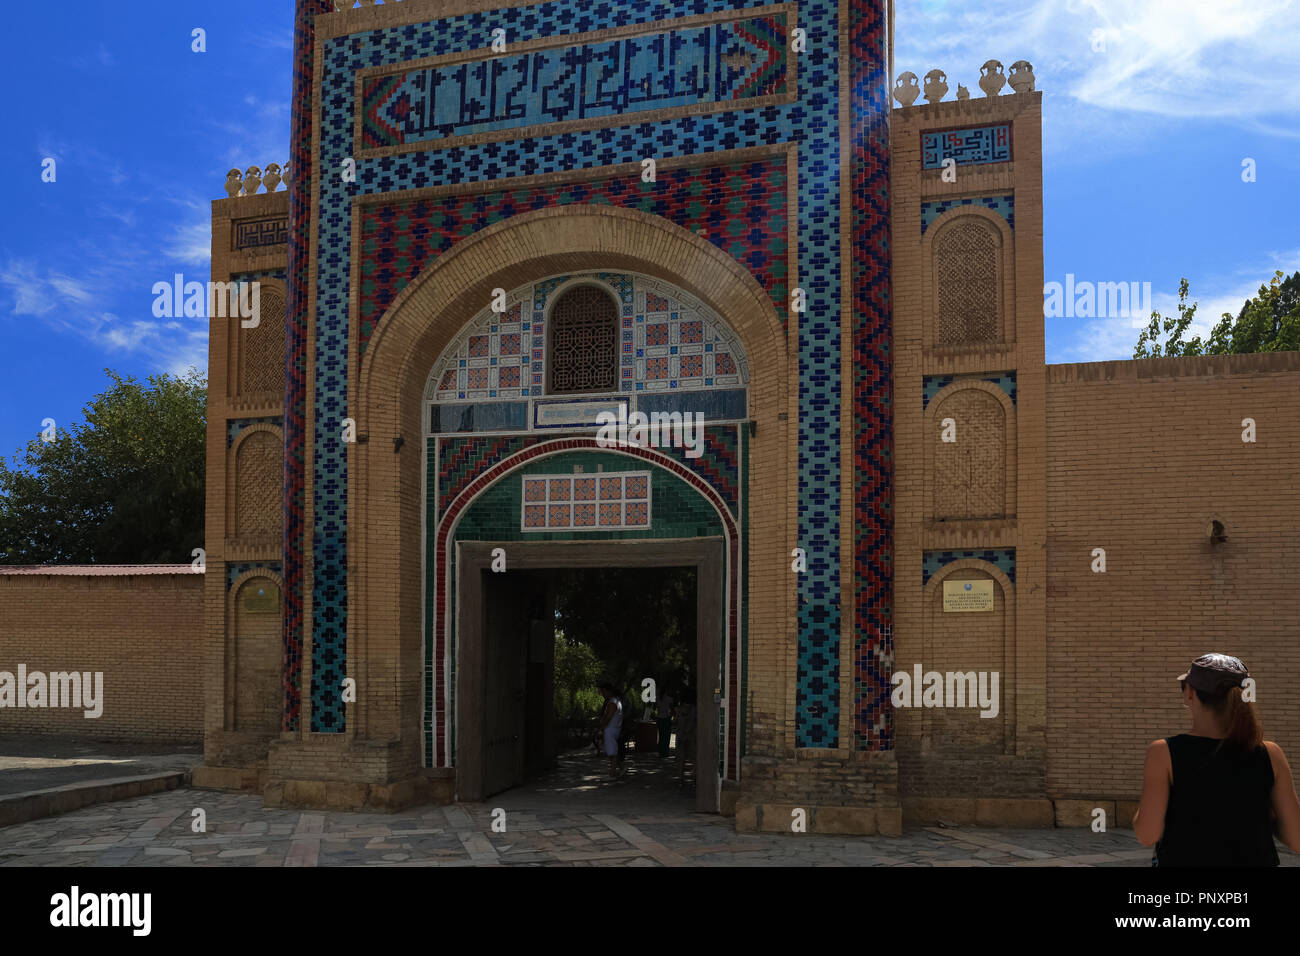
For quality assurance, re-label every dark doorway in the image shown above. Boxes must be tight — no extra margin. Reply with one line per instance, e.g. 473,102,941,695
457,540,724,811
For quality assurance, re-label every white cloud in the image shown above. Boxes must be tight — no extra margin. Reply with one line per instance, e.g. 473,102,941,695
164,220,212,266
0,262,210,374
895,0,1300,130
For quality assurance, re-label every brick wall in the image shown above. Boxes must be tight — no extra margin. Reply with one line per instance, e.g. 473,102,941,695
0,571,203,742
1045,352,1300,799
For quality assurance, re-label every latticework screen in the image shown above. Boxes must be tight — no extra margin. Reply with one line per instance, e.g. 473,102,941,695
936,222,999,345
239,287,286,398
548,286,619,394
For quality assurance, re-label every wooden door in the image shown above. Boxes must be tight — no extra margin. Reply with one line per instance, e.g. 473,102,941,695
482,573,527,798
696,543,723,812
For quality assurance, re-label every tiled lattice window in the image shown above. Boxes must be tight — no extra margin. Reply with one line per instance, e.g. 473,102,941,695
548,286,619,394
521,471,651,531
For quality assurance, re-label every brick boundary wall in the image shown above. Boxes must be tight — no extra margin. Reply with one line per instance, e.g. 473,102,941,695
0,569,204,742
1045,352,1300,802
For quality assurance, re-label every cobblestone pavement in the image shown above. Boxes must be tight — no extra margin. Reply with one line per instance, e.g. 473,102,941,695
1,750,1295,867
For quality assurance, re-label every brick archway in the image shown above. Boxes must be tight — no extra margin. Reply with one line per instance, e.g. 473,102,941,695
431,437,740,781
346,204,794,781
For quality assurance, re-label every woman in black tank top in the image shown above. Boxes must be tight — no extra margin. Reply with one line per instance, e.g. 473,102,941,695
1133,653,1300,866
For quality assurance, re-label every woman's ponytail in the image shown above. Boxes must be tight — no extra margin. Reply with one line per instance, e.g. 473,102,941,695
1224,685,1262,752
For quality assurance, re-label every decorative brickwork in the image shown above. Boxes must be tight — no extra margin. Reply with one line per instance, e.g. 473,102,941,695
238,284,286,399
233,429,284,540
931,388,1006,519
935,219,1000,345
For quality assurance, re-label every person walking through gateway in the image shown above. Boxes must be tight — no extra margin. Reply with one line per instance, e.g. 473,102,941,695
1134,653,1300,866
656,687,675,757
597,682,624,780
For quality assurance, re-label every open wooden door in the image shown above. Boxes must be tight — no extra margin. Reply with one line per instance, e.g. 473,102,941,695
695,541,723,812
481,571,527,798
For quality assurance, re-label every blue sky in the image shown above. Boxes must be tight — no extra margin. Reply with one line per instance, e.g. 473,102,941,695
1,0,1297,460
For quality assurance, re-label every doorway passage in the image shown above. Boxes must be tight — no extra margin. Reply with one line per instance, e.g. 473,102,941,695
456,539,724,811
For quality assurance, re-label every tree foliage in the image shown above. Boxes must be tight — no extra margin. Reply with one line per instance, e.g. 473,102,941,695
551,566,696,721
1134,271,1300,358
0,369,207,564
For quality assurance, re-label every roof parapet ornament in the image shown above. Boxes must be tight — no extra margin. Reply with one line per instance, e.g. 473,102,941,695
263,162,283,192
1008,60,1036,94
923,69,948,105
894,62,1036,108
221,161,290,198
893,71,920,107
978,59,1007,97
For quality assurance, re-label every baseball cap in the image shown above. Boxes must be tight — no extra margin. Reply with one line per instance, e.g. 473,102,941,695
1177,653,1250,694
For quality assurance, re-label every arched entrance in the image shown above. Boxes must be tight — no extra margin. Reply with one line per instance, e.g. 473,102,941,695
352,205,793,807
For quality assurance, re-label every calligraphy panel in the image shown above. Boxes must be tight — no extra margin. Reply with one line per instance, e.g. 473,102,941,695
921,124,1013,169
357,7,793,153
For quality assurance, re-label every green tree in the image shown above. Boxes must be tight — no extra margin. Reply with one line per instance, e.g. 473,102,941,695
1134,271,1300,358
0,369,207,564
1133,278,1204,358
552,634,603,726
551,566,696,718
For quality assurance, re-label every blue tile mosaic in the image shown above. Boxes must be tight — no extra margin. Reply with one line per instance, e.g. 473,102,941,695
922,549,1015,585
228,418,283,447
226,561,283,590
921,194,1014,234
922,371,1017,408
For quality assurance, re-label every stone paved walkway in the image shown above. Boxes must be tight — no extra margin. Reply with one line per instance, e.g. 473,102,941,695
2,750,1295,867
6,789,1294,867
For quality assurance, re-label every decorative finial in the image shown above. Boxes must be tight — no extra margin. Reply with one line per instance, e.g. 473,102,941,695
243,165,262,196
225,169,243,199
956,84,970,101
923,69,948,104
979,59,1006,97
893,71,919,108
1008,60,1036,94
263,163,282,192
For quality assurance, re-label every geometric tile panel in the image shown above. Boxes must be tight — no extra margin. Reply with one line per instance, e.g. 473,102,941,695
922,548,1016,585
521,471,651,531
921,124,1011,169
283,0,329,735
922,371,1017,408
921,194,1014,234
848,0,893,751
427,272,748,402
357,160,790,353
